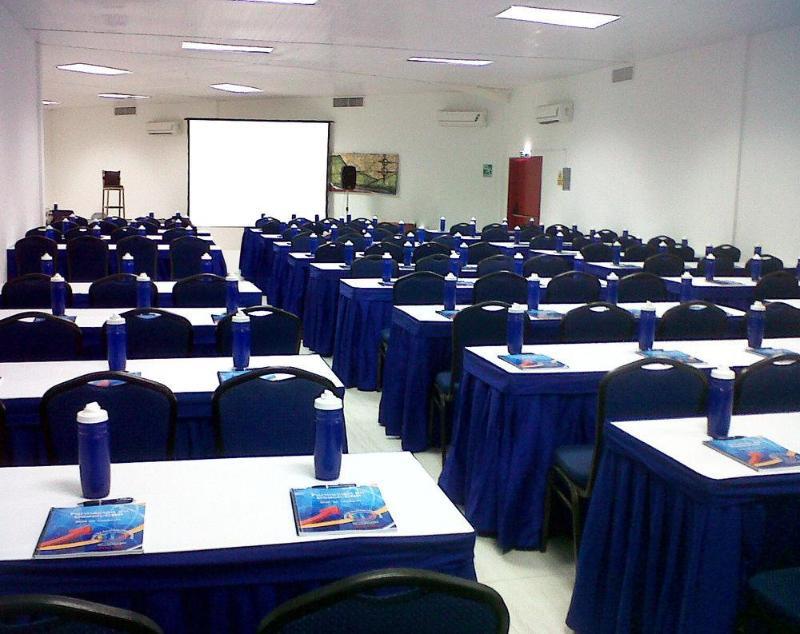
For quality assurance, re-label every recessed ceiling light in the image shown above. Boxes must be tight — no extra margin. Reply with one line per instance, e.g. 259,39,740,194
407,57,493,66
231,0,317,4
56,63,131,75
210,83,263,93
98,93,150,99
182,41,274,53
42,100,60,106
496,6,620,28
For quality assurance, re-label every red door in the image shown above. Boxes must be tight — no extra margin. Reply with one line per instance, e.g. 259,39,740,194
507,156,543,228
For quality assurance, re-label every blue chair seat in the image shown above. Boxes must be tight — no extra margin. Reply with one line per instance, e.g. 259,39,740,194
749,568,800,628
554,444,594,489
434,371,455,394
380,327,391,344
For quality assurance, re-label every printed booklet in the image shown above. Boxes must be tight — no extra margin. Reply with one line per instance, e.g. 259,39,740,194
704,436,800,471
498,353,565,370
637,349,704,364
290,484,395,535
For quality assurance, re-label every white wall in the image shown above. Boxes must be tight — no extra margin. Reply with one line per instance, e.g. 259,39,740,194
0,4,42,279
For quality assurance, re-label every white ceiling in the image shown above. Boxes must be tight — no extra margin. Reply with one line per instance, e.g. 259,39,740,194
4,0,800,107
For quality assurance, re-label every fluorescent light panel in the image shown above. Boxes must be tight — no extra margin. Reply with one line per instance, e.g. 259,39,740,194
496,6,620,28
98,93,150,99
407,57,492,66
182,41,273,53
42,100,60,106
56,63,131,75
210,83,263,93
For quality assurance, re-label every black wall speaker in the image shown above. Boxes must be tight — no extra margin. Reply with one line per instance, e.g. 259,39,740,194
341,165,357,191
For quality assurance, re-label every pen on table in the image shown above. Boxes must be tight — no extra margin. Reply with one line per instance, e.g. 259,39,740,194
80,497,134,507
311,484,356,489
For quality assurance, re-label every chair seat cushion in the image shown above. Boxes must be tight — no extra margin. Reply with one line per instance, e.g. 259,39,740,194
434,371,458,395
554,444,594,489
749,568,800,627
380,327,391,344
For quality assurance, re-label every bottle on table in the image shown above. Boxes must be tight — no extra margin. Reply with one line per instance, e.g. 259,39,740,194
638,301,656,351
77,401,111,500
121,253,135,274
50,273,66,316
201,252,213,273
40,253,54,276
704,254,716,281
439,216,446,232
106,314,127,372
443,273,457,311
749,254,762,282
381,252,393,283
343,240,354,266
232,310,251,370
606,272,619,304
680,272,694,302
448,251,460,276
707,368,735,438
225,274,240,314
314,390,344,481
747,301,766,349
527,274,540,311
507,303,525,355
136,273,151,309
403,241,413,267
513,253,524,275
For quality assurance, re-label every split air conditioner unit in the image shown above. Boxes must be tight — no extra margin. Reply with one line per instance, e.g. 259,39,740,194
437,110,488,127
146,121,180,135
536,102,573,124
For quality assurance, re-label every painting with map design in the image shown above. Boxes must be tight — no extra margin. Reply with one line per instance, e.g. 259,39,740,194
329,153,399,195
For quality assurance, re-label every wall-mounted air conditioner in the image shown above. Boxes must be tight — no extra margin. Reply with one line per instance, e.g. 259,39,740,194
146,121,180,135
437,110,488,127
535,102,573,124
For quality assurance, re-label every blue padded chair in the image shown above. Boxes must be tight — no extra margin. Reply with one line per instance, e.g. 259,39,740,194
617,272,669,302
530,235,556,250
480,227,509,242
0,595,163,633
416,254,450,276
596,229,618,243
433,235,459,249
413,242,450,262
473,271,526,304
545,358,708,557
2,274,72,309
99,218,126,236
748,568,800,633
290,232,316,253
670,244,696,262
560,302,636,343
25,226,62,241
164,216,192,229
0,312,82,361
579,243,613,263
136,218,161,235
0,400,8,467
314,242,345,263
334,235,366,252
544,271,601,304
618,234,640,249
570,234,591,250
257,568,509,634
696,256,736,277
117,308,193,358
712,243,741,263
449,222,473,236
546,224,572,239
172,274,227,307
376,222,401,233
622,243,653,262
643,253,685,277
481,223,503,232
523,255,571,278
346,217,370,230
754,272,800,301
42,371,177,464
14,236,59,276
161,227,193,243
256,218,282,233
350,255,397,279
110,226,141,243
477,255,515,277
89,274,157,308
734,353,800,415
170,236,211,279
64,227,91,241
765,302,800,338
467,242,502,265
519,226,542,242
65,235,109,282
370,227,394,242
212,366,342,458
216,306,301,356
365,241,403,262
393,272,446,305
657,300,728,340
746,254,784,277
385,234,411,247
646,235,676,250
117,235,158,279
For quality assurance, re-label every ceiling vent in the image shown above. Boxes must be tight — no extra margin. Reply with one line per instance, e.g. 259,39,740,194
612,66,634,83
114,106,137,116
333,97,364,108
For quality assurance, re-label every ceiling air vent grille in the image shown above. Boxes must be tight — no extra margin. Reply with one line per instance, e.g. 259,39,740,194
114,106,137,116
612,66,634,83
333,97,364,108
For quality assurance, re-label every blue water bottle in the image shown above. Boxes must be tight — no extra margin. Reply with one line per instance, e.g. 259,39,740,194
527,274,540,310
106,314,127,372
381,252,393,282
45,225,57,241
638,301,656,351
403,241,413,267
705,244,713,256
344,240,354,266
148,211,156,219
606,272,619,304
372,215,379,226
507,304,525,355
681,237,689,249
136,273,151,308
314,213,320,223
622,229,629,239
754,245,762,256
309,233,319,255
574,253,584,272
330,224,339,240
439,216,446,232
707,368,735,438
611,241,621,265
592,231,601,244
658,241,668,254
470,217,477,237
416,226,426,243
201,252,213,273
91,223,102,238
538,224,545,234
704,254,716,281
288,224,299,238
121,253,134,274
62,219,74,234
513,253,524,275
554,232,564,253
747,301,766,349
50,273,66,316
314,390,344,480
458,242,469,268
226,274,240,314
572,225,579,235
443,273,457,311
680,272,693,301
77,402,111,499
514,226,521,244
345,211,351,223
291,213,297,220
364,232,373,248
501,218,508,228
136,224,147,236
232,310,251,370
448,251,460,276
40,253,54,276
589,229,596,241
750,254,762,281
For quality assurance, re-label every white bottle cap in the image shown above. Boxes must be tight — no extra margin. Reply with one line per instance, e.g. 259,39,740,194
659,241,667,247
51,273,64,282
682,271,693,280
314,389,343,411
752,253,762,261
106,313,125,326
711,367,736,381
138,224,146,230
201,253,212,260
77,401,108,424
574,253,584,260
122,253,133,260
232,310,250,323
642,301,656,312
399,220,404,225
404,241,412,247
364,232,372,239
310,233,318,238
470,217,476,222
418,224,425,230
449,251,459,259
509,303,525,314
440,216,445,220
514,225,520,230
607,272,619,281
225,273,239,282
750,301,766,311
41,253,53,261
556,231,563,237
46,224,54,230
514,253,524,260
454,232,462,238
445,272,457,281
345,240,353,246
382,252,392,259
528,273,540,282
136,272,150,282
706,253,716,260
459,242,468,249
613,241,621,247
406,232,414,238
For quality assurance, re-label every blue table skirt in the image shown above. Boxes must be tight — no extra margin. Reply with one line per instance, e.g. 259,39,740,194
0,532,475,634
567,426,800,634
266,244,292,307
240,234,281,293
239,229,265,280
438,352,600,550
284,257,312,318
71,324,216,359
664,279,754,310
68,290,262,309
302,267,348,356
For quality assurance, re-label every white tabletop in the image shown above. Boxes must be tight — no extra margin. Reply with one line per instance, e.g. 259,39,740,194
613,413,800,480
528,249,579,256
49,243,219,252
0,354,341,400
341,278,477,290
66,280,262,295
663,276,756,288
0,308,223,328
587,261,701,271
0,452,473,561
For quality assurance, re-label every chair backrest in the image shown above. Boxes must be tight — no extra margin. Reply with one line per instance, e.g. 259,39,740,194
212,367,340,458
172,274,227,307
544,271,601,303
137,218,161,235
26,226,62,241
117,308,193,358
622,244,653,262
170,236,211,279
433,235,459,249
256,219,282,233
14,236,58,276
102,170,121,187
467,242,502,265
413,242,450,262
314,242,345,263
597,229,618,243
371,227,394,242
449,222,472,235
89,274,157,308
643,253,685,276
99,218,125,235
256,568,509,634
477,255,515,277
670,244,696,262
364,241,403,262
451,302,510,383
561,302,636,343
618,235,640,249
64,227,90,241
696,256,736,277
479,227,509,242
764,301,800,338
481,223,503,232
350,255,396,279
523,254,571,278
376,221,400,232
0,594,163,634
2,273,72,309
617,272,669,302
646,235,676,249
712,243,741,262
746,254,784,276
335,234,367,252
415,254,450,275
734,354,800,415
216,306,301,355
161,227,193,243
754,272,800,301
290,232,315,253
657,300,728,340
392,272,445,305
530,234,556,250
579,243,613,262
164,216,192,229
110,226,140,243
117,235,158,278
41,371,177,464
473,271,526,304
546,224,572,239
65,235,109,282
0,311,82,361
519,226,541,242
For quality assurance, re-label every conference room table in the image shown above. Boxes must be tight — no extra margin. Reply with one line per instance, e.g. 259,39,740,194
378,302,745,452
0,353,342,466
438,337,800,550
567,413,800,634
662,276,760,309
580,260,749,280
239,230,282,290
0,452,476,634
64,279,262,308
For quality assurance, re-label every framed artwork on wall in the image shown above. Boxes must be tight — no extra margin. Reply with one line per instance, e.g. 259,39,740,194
330,153,399,195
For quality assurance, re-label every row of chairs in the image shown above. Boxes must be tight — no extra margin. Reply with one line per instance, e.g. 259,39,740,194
29,224,198,243
42,213,192,235
14,234,214,280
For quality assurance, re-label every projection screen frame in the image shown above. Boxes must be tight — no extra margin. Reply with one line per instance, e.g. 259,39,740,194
186,117,333,225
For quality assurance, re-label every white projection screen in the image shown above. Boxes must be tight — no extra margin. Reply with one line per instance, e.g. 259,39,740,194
187,119,331,226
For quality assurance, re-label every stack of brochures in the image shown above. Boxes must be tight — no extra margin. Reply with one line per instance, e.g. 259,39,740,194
290,484,395,535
